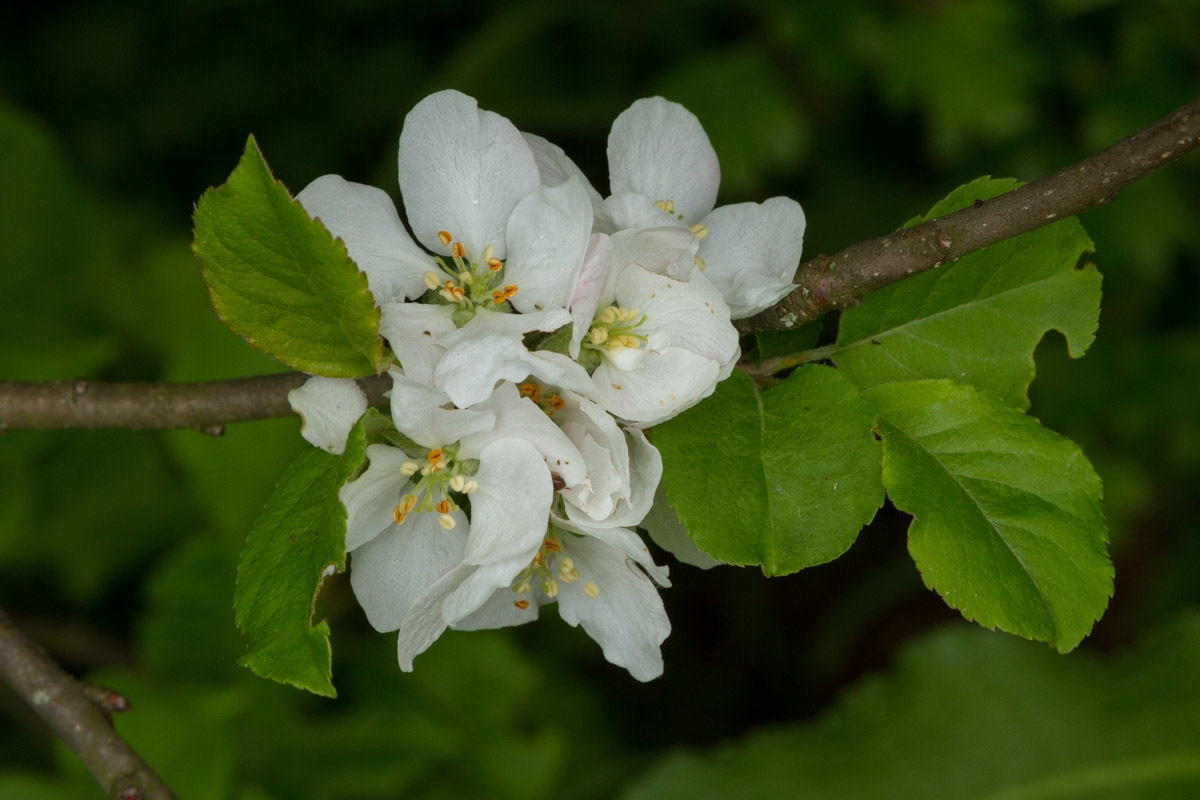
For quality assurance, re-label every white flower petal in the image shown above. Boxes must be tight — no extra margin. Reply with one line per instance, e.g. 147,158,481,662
452,586,540,630
593,333,722,426
460,438,554,567
698,197,807,319
388,369,495,448
379,302,455,386
554,531,671,681
570,233,613,359
340,443,414,551
398,90,540,259
349,508,468,632
522,131,603,207
441,551,534,626
616,264,738,365
504,177,594,314
394,563,474,671
640,480,721,570
581,427,662,529
608,97,720,224
610,226,697,285
287,376,367,454
593,192,684,235
296,175,434,303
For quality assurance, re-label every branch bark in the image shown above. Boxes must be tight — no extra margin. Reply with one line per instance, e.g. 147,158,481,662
738,95,1200,333
0,607,177,799
0,97,1198,429
0,373,391,433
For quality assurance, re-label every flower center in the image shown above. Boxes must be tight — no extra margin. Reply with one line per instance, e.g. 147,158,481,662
393,444,479,530
654,199,709,271
518,380,565,418
584,305,647,356
421,229,519,322
508,534,600,609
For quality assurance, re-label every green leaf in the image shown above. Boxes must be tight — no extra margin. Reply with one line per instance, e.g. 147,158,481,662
864,379,1112,652
234,421,367,696
653,366,883,576
194,135,383,378
835,176,1100,409
622,613,1200,800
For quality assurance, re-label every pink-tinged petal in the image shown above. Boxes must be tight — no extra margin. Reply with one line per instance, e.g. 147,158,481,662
398,90,540,260
608,97,720,224
349,508,468,633
379,302,455,386
287,376,367,454
522,131,603,207
615,264,739,365
698,197,806,318
296,175,432,303
554,530,671,681
592,332,722,426
340,443,414,551
570,233,613,358
504,177,594,314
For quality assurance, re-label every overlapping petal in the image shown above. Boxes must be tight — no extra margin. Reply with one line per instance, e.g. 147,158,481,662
698,197,806,319
287,376,367,454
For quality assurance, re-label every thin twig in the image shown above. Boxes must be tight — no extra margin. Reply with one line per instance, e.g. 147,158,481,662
738,95,1200,333
0,607,177,799
0,373,391,433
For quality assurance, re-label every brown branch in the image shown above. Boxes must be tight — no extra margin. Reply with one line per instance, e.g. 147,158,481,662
738,95,1200,333
0,373,391,433
0,607,176,799
1,97,1198,428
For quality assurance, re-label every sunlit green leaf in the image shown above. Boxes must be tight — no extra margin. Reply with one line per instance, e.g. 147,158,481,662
194,135,383,378
653,367,883,576
865,379,1112,652
234,421,366,696
835,176,1100,409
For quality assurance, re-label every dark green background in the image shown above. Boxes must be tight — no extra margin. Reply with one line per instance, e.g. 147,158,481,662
2,1,1199,797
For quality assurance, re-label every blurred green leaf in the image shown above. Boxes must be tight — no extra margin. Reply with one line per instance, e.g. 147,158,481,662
622,612,1200,799
193,135,383,378
234,422,366,696
835,176,1100,409
865,379,1112,652
654,366,883,576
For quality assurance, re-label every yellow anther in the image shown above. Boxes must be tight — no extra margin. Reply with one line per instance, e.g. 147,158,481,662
689,222,709,239
599,306,618,324
560,557,574,571
420,464,432,476
515,581,531,595
449,474,465,492
545,579,559,599
400,461,419,476
694,255,706,271
546,395,564,412
462,480,478,494
427,449,444,465
438,513,456,530
393,495,416,524
481,244,495,262
503,284,519,298
618,307,639,321
436,499,450,514
560,568,580,584
514,599,530,610
438,230,453,246
654,199,675,214
487,257,503,271
583,581,600,598
589,327,608,345
423,271,441,290
519,382,541,404
451,241,466,259
459,270,473,284
492,290,506,304
543,539,560,552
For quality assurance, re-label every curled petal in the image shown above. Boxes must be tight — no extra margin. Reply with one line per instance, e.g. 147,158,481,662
504,177,594,314
698,197,806,319
522,131,603,207
287,376,367,454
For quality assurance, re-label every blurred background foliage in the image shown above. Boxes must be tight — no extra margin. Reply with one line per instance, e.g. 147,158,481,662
1,0,1199,797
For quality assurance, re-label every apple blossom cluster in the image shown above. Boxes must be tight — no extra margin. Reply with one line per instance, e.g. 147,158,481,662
286,90,805,680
